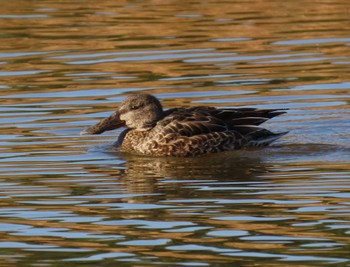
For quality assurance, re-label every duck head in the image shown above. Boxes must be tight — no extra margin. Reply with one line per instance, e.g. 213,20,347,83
80,94,164,135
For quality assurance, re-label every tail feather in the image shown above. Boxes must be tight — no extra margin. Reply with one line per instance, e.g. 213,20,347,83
230,117,268,126
216,108,287,120
247,131,289,147
232,125,288,147
227,108,287,119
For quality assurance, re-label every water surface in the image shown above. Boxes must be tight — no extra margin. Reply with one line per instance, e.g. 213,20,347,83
0,0,350,266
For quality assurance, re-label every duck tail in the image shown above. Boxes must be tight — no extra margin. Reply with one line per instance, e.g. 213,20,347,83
233,125,288,147
248,131,288,147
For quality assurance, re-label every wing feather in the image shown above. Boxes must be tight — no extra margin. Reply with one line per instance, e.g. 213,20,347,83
155,108,228,138
147,106,287,155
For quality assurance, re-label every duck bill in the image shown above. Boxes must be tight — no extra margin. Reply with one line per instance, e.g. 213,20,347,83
80,111,125,135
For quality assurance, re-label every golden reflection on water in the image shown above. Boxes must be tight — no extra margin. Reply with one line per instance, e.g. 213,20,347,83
0,0,350,266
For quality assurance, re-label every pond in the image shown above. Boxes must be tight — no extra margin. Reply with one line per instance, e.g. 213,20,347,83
0,0,349,266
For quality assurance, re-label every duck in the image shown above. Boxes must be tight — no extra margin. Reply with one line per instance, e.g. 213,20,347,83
81,93,288,157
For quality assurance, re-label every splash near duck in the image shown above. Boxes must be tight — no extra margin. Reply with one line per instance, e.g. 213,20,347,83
81,94,288,157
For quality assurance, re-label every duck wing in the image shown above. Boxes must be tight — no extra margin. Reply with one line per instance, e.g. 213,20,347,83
210,107,288,146
147,108,236,156
203,107,287,126
158,107,229,137
146,107,287,156
160,106,287,135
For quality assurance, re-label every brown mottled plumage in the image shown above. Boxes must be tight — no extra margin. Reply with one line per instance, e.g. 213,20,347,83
81,94,288,157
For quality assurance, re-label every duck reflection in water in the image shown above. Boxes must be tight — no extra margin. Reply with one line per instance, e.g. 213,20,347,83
81,94,288,157
101,150,275,198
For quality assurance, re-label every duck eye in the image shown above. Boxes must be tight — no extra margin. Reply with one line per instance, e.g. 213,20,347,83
130,105,139,110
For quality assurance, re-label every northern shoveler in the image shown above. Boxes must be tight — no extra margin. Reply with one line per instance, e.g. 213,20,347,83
81,94,288,157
